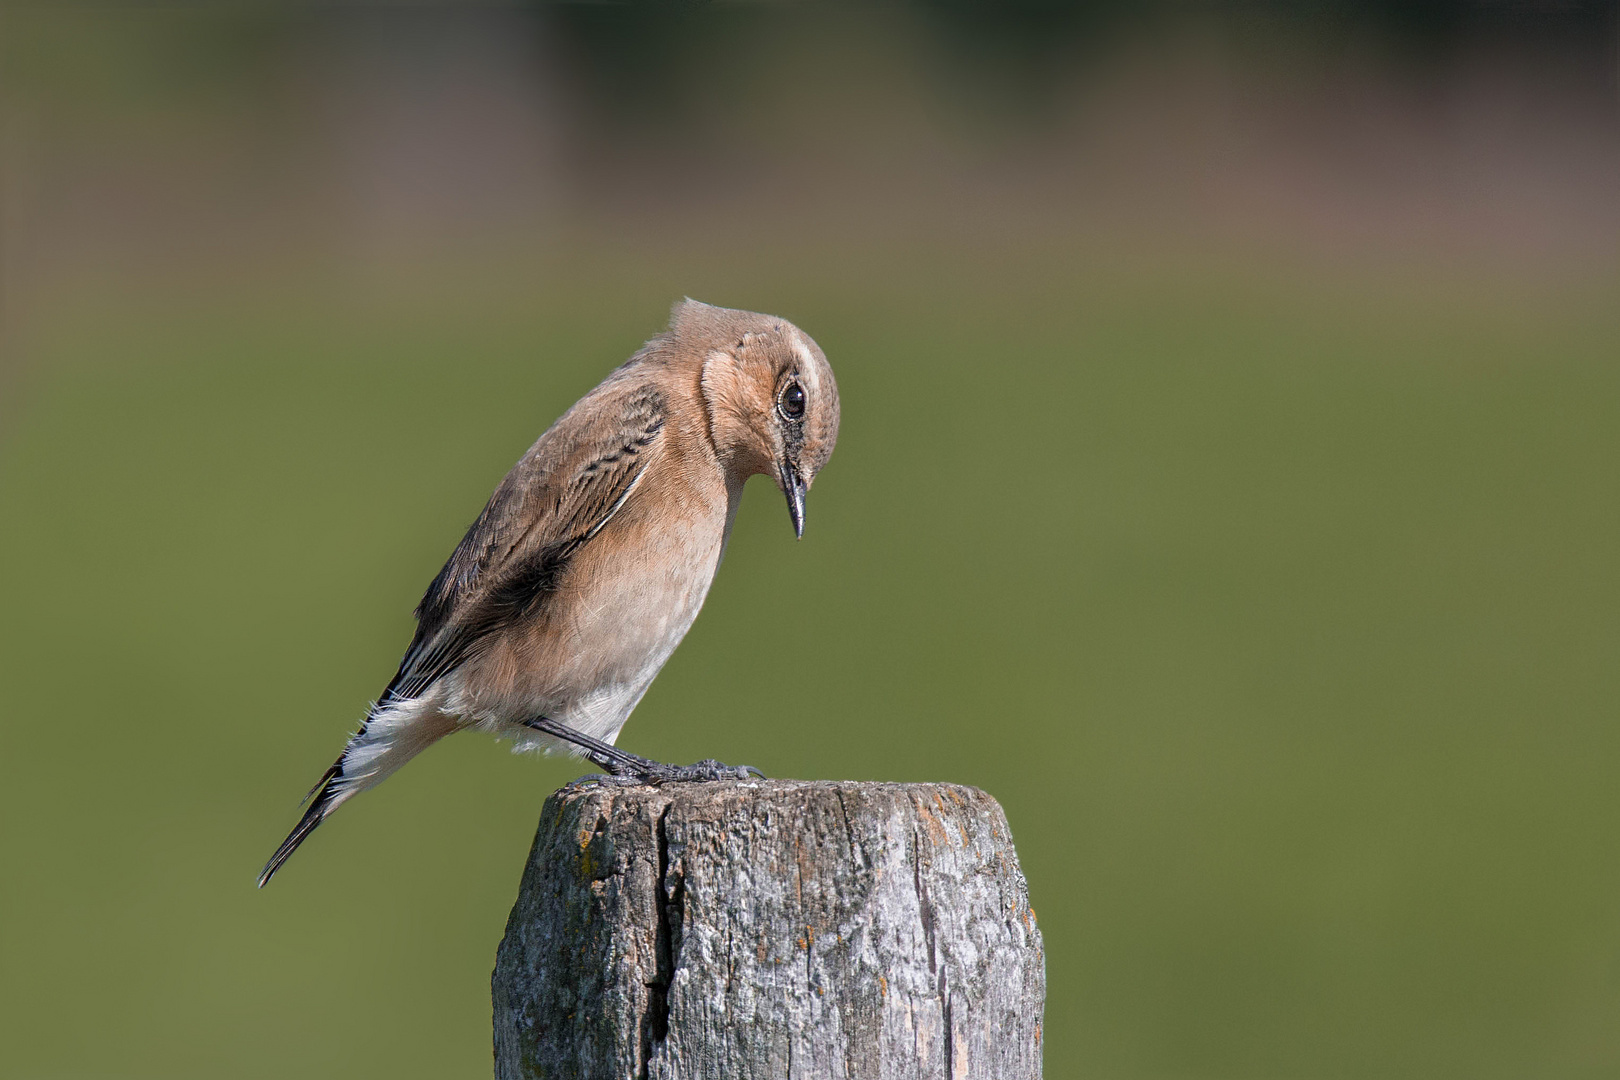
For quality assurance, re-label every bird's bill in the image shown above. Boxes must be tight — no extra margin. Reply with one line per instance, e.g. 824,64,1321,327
782,460,807,539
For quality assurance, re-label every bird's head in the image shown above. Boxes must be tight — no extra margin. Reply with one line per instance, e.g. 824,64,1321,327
673,299,840,538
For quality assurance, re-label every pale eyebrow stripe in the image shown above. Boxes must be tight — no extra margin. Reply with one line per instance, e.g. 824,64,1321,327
791,333,820,395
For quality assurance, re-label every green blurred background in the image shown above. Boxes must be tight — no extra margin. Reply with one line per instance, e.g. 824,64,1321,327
2,3,1618,1078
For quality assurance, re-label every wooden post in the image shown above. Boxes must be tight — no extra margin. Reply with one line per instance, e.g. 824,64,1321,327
492,780,1044,1079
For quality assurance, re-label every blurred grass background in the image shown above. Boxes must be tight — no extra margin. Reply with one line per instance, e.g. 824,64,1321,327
3,4,1619,1079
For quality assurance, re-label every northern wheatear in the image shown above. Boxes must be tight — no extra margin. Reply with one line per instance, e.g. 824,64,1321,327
259,300,839,886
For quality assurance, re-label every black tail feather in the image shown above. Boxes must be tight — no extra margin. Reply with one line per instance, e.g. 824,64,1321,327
258,762,341,888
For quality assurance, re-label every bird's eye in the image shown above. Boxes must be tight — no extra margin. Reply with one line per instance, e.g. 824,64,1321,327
779,382,806,420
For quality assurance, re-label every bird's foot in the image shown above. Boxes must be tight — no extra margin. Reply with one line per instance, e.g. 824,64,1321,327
526,714,763,790
601,753,765,785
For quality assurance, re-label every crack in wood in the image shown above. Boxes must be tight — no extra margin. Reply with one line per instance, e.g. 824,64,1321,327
912,826,938,976
641,803,679,1077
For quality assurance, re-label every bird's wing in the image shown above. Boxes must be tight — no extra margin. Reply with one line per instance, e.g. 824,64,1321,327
377,380,667,706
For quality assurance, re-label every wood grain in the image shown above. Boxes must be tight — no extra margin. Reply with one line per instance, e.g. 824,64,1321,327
493,780,1044,1079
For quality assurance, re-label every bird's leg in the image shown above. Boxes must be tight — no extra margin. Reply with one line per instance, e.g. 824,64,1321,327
519,716,764,786
518,716,646,781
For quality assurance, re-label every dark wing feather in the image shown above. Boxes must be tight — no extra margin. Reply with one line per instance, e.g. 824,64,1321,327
377,382,666,707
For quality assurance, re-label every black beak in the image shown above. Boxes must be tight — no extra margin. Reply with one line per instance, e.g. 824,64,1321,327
782,460,807,539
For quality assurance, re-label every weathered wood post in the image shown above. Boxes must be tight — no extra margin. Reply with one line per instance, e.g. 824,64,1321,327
492,779,1044,1079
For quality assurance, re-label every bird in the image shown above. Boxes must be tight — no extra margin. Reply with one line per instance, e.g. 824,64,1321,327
258,299,839,887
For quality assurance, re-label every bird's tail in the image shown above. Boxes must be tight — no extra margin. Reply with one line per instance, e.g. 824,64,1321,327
257,695,459,887
257,762,343,888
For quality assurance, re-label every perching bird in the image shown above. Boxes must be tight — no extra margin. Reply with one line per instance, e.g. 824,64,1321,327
259,300,839,887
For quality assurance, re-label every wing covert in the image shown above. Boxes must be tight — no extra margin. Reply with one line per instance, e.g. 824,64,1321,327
376,383,666,706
